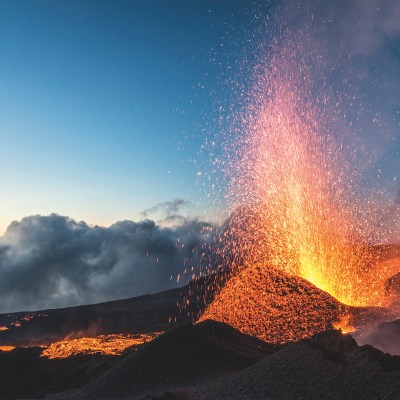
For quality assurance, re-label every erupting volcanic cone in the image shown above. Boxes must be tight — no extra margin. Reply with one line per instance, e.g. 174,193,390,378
212,28,400,314
199,264,346,344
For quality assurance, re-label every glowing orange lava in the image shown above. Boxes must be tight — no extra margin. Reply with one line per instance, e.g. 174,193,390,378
0,345,15,352
333,314,357,334
41,333,160,359
199,264,344,343
221,35,399,308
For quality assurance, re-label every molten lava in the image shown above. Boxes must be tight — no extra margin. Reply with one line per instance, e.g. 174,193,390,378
219,34,399,308
199,264,345,344
195,23,400,346
333,314,357,334
0,313,48,331
0,345,15,352
41,333,160,359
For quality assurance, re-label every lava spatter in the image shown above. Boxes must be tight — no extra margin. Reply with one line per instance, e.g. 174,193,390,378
216,32,399,308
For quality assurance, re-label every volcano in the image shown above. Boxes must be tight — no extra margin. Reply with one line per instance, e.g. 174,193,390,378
198,248,400,344
43,322,400,400
191,329,400,400
199,264,344,343
1,274,400,399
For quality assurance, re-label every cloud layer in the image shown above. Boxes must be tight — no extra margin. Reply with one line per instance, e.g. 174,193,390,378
0,214,214,313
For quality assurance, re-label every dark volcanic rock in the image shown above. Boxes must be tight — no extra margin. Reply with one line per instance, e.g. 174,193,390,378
193,330,400,400
0,284,207,347
51,320,276,399
0,346,117,400
47,328,400,400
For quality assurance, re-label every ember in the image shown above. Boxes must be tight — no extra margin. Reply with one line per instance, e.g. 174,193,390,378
216,32,399,308
194,21,400,349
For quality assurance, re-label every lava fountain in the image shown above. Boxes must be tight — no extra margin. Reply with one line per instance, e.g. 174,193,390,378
216,30,399,309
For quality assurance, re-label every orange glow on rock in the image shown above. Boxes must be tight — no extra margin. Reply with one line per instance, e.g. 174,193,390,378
218,35,399,308
199,264,345,344
333,314,357,334
0,345,15,352
41,333,160,359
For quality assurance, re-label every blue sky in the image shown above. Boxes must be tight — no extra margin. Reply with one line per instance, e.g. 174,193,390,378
0,0,260,233
0,0,399,236
0,0,399,311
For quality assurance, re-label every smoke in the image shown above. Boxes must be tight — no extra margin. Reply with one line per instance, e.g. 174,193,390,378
316,0,399,152
335,0,400,242
0,213,215,313
278,0,400,240
141,198,191,219
286,0,400,56
356,319,400,356
337,0,400,56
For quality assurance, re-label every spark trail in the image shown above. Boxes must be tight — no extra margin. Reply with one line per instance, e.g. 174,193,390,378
220,31,398,307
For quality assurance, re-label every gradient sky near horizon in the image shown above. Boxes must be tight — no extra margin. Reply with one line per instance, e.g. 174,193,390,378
0,0,399,312
0,0,263,234
0,0,399,237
